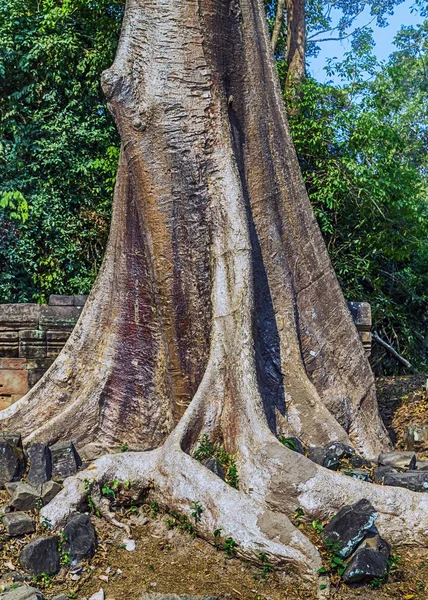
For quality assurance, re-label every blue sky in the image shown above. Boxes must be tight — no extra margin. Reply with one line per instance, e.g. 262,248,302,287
308,0,425,82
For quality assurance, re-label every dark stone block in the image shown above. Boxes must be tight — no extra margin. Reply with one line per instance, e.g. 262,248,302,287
373,465,396,484
378,451,416,472
202,457,225,480
73,295,88,307
39,306,82,331
64,514,96,564
383,471,428,492
10,483,41,511
0,304,41,330
27,444,52,487
19,536,60,575
349,455,372,469
415,460,428,471
42,480,62,505
309,442,355,471
48,295,75,306
0,433,26,488
50,440,82,481
4,512,36,536
357,526,390,556
343,548,388,584
321,499,377,558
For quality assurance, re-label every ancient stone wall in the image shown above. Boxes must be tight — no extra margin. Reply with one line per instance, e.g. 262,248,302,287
0,295,87,410
0,297,370,409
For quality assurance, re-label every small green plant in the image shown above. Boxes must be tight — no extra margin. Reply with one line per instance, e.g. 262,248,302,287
120,443,129,452
213,527,222,549
32,572,52,587
312,519,324,533
166,509,197,536
279,436,297,451
224,536,238,557
40,517,52,531
254,552,274,580
60,551,71,567
149,501,159,517
87,494,100,517
369,577,384,590
102,483,116,500
8,584,20,591
190,501,203,523
194,434,239,489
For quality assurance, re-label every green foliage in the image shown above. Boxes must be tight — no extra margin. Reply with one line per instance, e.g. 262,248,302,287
279,437,297,451
282,61,428,372
190,501,203,524
224,537,238,557
166,509,197,536
0,0,123,302
194,434,239,489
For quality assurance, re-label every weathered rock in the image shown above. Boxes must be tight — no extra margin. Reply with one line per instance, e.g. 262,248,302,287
357,527,390,556
202,457,225,480
415,460,428,471
19,536,60,575
383,470,428,492
9,483,41,511
27,444,52,487
407,426,428,453
63,514,96,564
378,451,416,472
342,547,388,584
0,434,26,488
373,465,396,484
2,586,44,600
5,480,20,496
343,469,371,482
3,512,35,536
41,480,62,505
309,443,355,471
50,441,82,481
88,590,104,600
321,499,378,558
349,454,372,469
52,595,68,600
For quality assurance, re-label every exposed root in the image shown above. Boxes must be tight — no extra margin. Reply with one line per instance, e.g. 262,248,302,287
237,437,428,548
91,486,132,537
40,447,322,581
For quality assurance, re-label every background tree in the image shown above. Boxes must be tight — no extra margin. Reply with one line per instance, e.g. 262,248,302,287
268,0,405,85
1,0,428,587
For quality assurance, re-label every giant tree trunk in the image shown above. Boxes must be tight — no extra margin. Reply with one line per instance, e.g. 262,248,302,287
2,0,428,585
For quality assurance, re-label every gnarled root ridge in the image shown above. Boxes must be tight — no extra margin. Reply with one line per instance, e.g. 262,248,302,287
40,447,321,580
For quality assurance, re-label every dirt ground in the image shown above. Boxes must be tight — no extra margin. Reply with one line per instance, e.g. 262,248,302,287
1,375,428,600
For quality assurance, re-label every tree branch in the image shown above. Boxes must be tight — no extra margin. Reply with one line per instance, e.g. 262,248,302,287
372,332,413,370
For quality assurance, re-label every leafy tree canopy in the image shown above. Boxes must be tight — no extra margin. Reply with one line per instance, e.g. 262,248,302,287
0,0,123,302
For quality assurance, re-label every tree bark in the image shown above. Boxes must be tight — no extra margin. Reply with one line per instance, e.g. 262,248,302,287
4,0,428,586
285,0,306,86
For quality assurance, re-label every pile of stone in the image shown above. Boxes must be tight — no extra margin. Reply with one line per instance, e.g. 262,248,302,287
321,498,390,585
308,442,373,482
0,432,97,593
